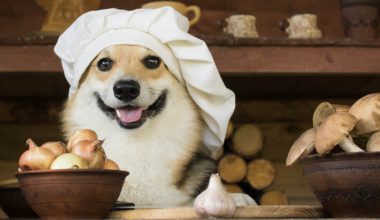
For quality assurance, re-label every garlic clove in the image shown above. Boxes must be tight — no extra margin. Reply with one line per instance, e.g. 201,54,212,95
194,173,236,218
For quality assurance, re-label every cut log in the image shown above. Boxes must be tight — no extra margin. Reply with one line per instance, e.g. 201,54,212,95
247,159,276,190
224,183,244,193
225,121,234,140
260,190,289,205
232,124,263,158
218,154,247,183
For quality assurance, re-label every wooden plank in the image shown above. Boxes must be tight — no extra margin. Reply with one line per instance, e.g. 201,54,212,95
0,46,61,72
1,73,379,98
233,98,356,123
212,46,380,74
0,73,68,98
225,75,380,99
0,99,63,123
109,205,326,219
1,45,380,75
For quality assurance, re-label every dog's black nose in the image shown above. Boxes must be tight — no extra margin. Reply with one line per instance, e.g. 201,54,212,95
113,80,140,101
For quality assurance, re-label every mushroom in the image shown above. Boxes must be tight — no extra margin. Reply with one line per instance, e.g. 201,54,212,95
315,112,364,154
286,128,315,166
312,102,350,130
312,102,336,130
367,131,380,152
349,93,380,136
333,104,350,113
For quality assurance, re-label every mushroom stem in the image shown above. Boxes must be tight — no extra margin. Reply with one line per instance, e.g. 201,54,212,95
339,137,364,152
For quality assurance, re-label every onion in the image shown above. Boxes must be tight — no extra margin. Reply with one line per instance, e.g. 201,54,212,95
103,159,120,170
67,129,98,152
71,140,106,168
41,141,66,157
50,153,89,169
19,139,56,171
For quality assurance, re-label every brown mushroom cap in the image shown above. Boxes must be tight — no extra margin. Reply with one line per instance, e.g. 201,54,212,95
349,93,380,136
286,128,315,166
367,131,380,152
315,112,357,154
313,102,350,131
333,104,350,113
312,102,336,130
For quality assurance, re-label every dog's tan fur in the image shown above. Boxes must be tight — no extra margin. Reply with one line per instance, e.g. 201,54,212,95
62,45,216,205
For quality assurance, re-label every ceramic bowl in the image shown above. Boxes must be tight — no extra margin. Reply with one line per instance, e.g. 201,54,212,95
16,169,128,219
300,152,380,218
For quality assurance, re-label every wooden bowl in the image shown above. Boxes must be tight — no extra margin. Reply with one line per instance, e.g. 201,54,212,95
16,169,128,219
300,152,380,218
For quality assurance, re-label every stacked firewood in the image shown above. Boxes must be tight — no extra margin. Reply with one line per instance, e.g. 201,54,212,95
216,122,288,205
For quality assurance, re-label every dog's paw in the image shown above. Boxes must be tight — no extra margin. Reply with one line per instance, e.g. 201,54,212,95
230,193,257,206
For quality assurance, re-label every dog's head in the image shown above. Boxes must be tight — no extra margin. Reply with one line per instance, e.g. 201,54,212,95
76,45,183,129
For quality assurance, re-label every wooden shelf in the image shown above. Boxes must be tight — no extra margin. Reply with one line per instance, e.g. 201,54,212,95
1,36,380,75
1,35,380,98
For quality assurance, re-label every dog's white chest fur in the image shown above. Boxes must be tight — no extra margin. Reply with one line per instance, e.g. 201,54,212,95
65,83,201,205
103,130,191,205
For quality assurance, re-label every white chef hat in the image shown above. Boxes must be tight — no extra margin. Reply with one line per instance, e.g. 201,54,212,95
54,7,235,153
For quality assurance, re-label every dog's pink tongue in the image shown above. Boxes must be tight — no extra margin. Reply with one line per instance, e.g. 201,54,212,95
116,107,143,123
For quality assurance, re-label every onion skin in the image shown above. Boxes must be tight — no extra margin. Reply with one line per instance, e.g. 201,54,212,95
19,139,56,171
50,153,89,169
103,159,120,170
67,129,98,152
71,140,106,168
41,141,66,157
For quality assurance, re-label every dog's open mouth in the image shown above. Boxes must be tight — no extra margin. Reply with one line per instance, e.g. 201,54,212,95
96,91,167,129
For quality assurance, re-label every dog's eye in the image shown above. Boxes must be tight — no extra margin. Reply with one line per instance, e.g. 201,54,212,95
97,58,113,71
142,56,161,69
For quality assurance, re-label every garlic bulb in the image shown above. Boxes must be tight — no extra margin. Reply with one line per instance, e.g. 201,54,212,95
194,173,236,218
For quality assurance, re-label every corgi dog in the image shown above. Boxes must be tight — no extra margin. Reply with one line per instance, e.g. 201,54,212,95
62,45,216,206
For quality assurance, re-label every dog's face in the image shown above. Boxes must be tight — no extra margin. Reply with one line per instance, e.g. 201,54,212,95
79,45,179,129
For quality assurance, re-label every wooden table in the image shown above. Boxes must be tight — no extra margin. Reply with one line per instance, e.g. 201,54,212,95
109,205,327,219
